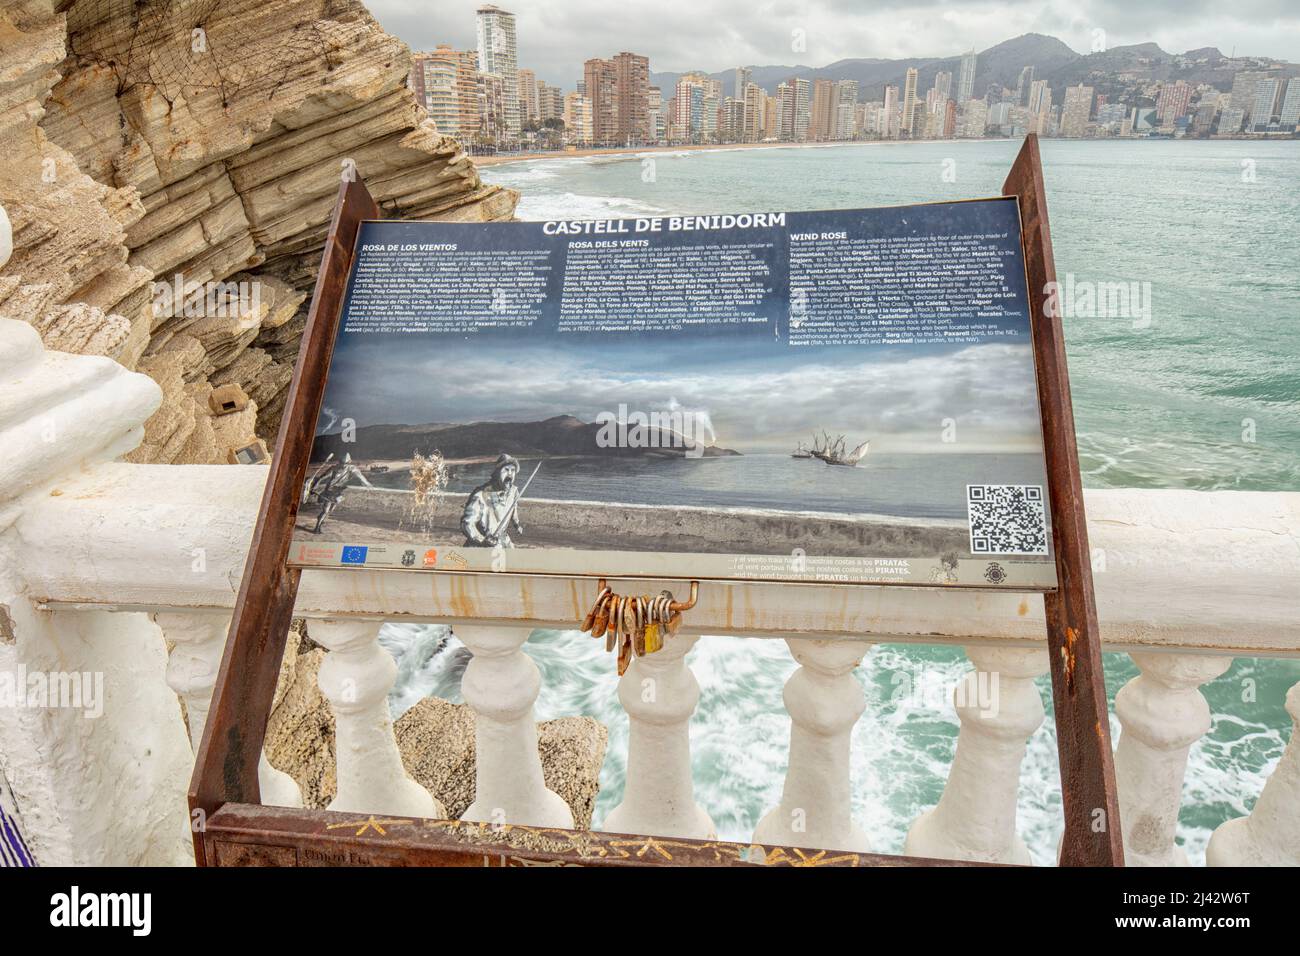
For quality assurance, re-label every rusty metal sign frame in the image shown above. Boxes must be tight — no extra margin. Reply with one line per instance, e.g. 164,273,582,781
190,136,1123,867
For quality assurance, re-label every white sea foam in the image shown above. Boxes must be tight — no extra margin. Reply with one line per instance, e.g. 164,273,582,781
511,190,667,223
379,622,465,716
379,627,1296,864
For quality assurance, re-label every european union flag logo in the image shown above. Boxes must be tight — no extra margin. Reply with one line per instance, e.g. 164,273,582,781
340,546,368,565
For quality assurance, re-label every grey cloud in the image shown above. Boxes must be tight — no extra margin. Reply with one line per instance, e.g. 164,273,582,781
331,342,1044,452
363,0,1300,86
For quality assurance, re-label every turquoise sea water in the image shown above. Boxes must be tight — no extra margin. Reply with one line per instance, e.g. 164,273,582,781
379,141,1298,865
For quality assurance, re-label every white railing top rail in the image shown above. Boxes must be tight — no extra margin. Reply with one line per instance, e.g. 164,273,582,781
18,462,1300,658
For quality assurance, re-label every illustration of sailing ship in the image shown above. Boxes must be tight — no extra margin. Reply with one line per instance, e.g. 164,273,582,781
791,441,812,459
804,430,870,466
824,438,870,466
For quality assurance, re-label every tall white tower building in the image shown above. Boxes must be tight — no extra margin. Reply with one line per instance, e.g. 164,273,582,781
476,5,520,136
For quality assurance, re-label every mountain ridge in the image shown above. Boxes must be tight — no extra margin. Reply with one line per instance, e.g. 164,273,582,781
648,32,1298,103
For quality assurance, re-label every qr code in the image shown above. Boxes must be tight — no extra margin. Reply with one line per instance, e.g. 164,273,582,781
967,484,1049,555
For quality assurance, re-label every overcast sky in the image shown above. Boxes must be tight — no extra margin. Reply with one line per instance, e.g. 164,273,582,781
322,339,1044,453
365,0,1299,88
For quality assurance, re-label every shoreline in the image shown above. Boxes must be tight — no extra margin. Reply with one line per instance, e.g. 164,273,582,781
469,135,1292,169
472,138,1012,168
340,487,967,529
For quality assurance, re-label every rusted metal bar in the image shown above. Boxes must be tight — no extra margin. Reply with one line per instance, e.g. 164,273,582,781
1003,135,1124,866
189,175,379,864
202,803,997,867
594,577,698,612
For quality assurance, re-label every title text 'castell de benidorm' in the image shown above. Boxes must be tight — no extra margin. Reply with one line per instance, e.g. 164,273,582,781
543,213,787,235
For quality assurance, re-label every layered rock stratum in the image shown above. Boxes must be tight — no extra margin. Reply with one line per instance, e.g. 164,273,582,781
0,0,517,463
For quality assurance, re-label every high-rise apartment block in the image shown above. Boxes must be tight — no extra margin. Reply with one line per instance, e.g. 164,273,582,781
901,68,919,137
1229,71,1269,119
734,66,752,100
1250,77,1284,130
647,86,666,141
1060,84,1093,137
1156,80,1191,125
537,82,564,122
810,79,835,141
1280,79,1300,129
1015,65,1034,106
583,52,650,144
960,98,988,137
583,58,618,143
743,82,766,142
790,77,811,141
958,49,977,102
516,68,539,125
563,92,593,143
410,46,480,138
932,71,952,103
614,52,651,143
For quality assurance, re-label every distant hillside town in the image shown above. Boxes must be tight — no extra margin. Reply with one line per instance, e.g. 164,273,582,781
409,6,1299,152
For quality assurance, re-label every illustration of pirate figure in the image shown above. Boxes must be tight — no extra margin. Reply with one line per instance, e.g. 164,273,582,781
929,550,960,584
306,452,372,534
460,454,534,548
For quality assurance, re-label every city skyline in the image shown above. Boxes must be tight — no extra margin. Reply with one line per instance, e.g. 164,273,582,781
367,0,1300,87
407,9,1300,151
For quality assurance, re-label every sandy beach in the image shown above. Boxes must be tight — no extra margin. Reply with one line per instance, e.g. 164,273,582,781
296,487,967,557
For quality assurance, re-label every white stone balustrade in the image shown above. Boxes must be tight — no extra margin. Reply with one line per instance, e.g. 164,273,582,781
753,638,872,851
604,633,715,839
155,611,302,808
456,624,573,828
1207,681,1300,866
1113,652,1231,866
905,646,1049,864
311,618,441,818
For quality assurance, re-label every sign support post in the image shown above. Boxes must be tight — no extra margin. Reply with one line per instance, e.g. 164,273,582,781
1003,136,1123,866
189,177,378,863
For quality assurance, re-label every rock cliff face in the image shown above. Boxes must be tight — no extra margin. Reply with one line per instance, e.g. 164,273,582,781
0,0,517,463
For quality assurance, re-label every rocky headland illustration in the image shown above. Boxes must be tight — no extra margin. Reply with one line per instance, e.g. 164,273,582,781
309,414,741,463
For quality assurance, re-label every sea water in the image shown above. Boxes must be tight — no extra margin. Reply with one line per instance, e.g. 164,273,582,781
438,452,1046,519
375,140,1299,864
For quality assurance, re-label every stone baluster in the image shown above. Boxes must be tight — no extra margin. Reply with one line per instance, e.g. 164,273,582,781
604,633,715,839
456,624,573,828
156,611,301,808
1207,679,1300,866
753,638,871,852
1113,652,1231,866
311,618,441,817
905,646,1048,864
